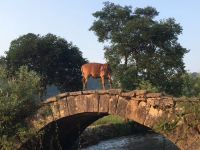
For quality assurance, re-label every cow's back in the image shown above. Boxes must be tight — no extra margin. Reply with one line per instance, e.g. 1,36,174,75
81,63,102,78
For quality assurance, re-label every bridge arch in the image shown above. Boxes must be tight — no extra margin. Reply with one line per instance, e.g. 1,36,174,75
20,89,177,149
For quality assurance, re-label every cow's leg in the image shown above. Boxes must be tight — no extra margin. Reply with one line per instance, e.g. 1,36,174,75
82,77,85,90
85,77,89,90
101,76,105,90
82,76,88,90
85,76,89,90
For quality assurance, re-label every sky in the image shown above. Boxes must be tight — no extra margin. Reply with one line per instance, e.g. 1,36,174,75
0,0,199,72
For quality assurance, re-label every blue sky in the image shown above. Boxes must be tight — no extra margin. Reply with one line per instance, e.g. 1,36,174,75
0,0,199,72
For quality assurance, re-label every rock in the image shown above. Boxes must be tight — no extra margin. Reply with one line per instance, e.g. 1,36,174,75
146,93,162,98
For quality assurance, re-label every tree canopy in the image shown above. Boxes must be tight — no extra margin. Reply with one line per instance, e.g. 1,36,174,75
6,33,87,92
90,2,189,96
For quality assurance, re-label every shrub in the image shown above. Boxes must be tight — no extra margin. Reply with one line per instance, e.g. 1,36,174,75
0,66,41,149
137,80,159,92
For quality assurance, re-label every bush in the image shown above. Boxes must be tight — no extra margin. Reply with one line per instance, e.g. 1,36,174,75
0,66,41,149
182,73,200,97
92,115,124,126
137,80,159,92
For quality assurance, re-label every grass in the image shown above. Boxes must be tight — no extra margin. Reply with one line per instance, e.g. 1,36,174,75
91,115,125,126
153,119,178,133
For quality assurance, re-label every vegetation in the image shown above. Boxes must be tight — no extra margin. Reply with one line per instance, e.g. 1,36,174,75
5,33,87,93
137,80,159,92
92,115,124,126
0,2,199,149
178,99,200,122
0,56,6,67
0,66,41,150
90,2,189,96
154,96,200,134
153,118,178,133
182,72,200,97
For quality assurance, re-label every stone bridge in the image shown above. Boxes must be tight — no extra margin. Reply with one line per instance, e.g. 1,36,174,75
20,89,200,150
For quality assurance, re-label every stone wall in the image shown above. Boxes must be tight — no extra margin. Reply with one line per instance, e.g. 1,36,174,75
31,89,173,128
26,89,200,150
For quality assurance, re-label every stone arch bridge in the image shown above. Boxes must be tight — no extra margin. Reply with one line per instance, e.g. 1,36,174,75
20,89,200,150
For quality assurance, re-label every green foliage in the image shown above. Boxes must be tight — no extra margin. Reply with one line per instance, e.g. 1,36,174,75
6,33,87,92
153,119,178,133
92,115,124,126
0,66,41,149
90,2,188,96
137,80,159,92
179,100,200,120
182,73,200,97
118,66,138,90
155,98,200,134
0,56,6,67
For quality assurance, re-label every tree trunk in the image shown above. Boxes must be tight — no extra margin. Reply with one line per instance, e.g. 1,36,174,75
124,55,128,67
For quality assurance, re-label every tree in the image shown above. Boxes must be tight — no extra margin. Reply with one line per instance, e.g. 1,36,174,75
182,73,200,97
90,2,188,96
0,66,41,149
6,33,87,92
0,56,6,67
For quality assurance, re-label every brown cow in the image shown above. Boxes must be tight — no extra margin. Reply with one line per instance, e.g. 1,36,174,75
81,63,112,90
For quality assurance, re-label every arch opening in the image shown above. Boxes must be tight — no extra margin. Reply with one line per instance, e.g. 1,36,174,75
19,112,108,150
19,113,179,150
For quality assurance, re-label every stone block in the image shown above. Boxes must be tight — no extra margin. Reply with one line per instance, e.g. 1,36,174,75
56,92,69,99
50,102,61,120
136,107,148,124
131,97,146,102
147,98,161,107
138,101,147,107
146,93,162,98
99,94,110,113
126,100,139,117
121,91,136,97
69,91,82,96
116,97,128,118
147,97,174,109
67,96,77,115
144,115,160,127
45,96,57,103
197,124,200,133
31,105,54,129
134,90,146,96
161,97,174,107
148,106,159,117
57,99,69,117
82,90,96,95
126,99,148,124
109,89,122,95
109,95,119,115
97,89,109,94
73,95,87,113
84,93,99,112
